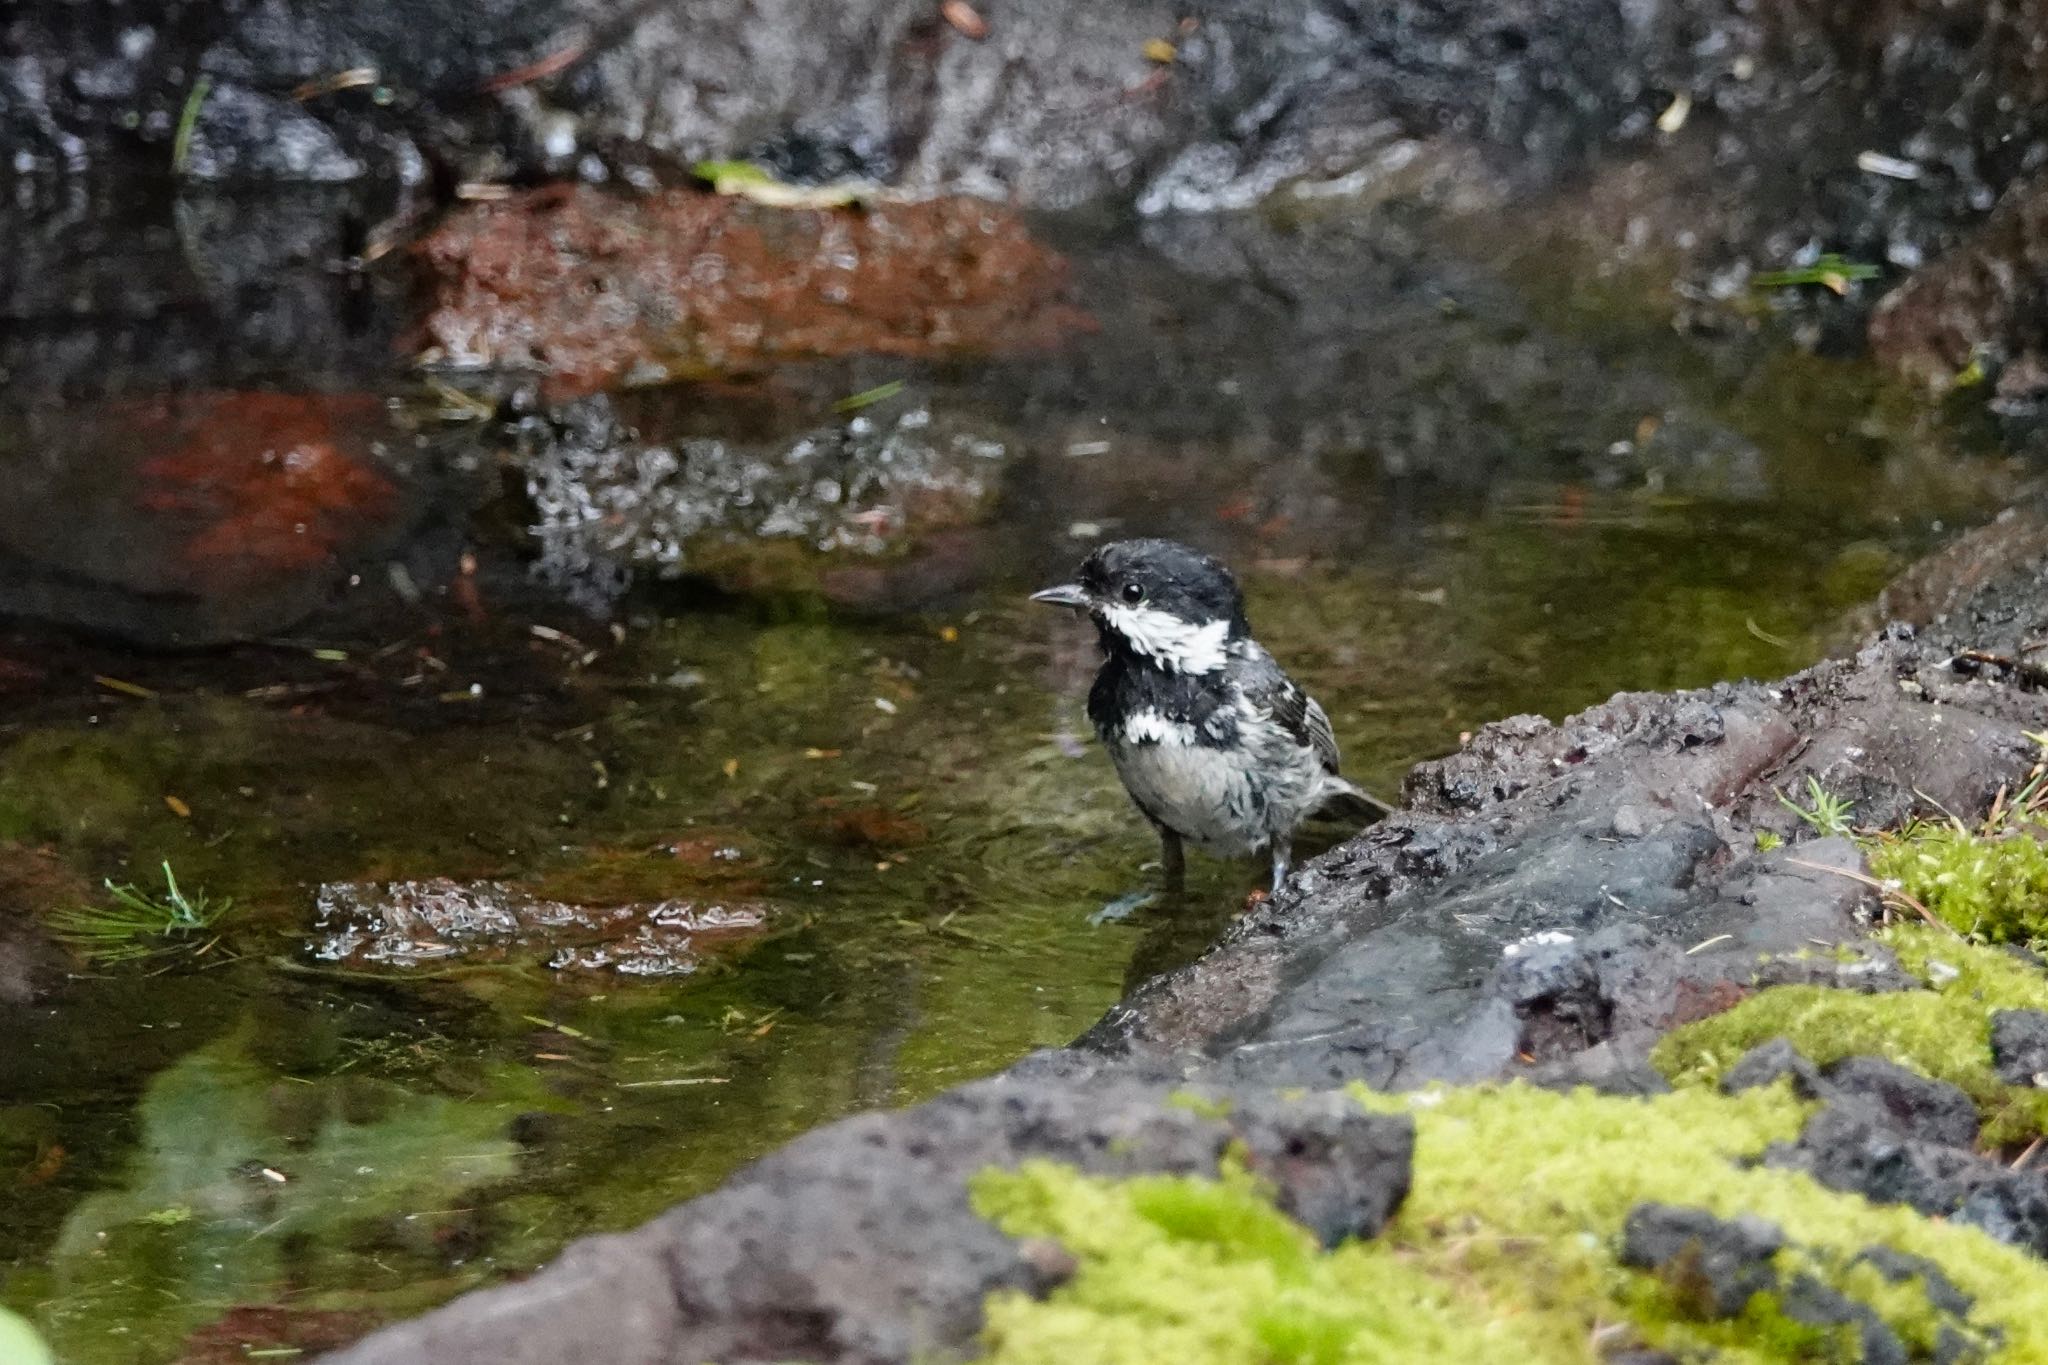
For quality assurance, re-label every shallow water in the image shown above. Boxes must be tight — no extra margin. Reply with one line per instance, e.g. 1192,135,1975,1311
0,189,2026,1362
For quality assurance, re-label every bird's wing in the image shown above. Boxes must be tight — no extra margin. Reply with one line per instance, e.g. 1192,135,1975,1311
1302,694,1343,776
1234,642,1342,774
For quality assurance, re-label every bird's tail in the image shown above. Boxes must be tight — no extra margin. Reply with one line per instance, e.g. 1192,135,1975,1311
1316,775,1397,822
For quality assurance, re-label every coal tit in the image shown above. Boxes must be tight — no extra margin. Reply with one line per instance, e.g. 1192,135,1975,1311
1032,538,1383,892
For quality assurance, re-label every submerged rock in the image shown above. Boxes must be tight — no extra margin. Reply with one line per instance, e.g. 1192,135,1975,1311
517,392,1007,609
409,189,1092,399
0,390,419,645
311,877,767,976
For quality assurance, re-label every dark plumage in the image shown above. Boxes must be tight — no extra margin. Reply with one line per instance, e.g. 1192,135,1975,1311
1033,538,1379,892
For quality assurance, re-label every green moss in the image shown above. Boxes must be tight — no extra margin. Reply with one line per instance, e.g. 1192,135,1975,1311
973,1083,2048,1362
1869,820,2048,943
972,1160,1549,1363
1653,928,2048,1143
1885,924,2048,1011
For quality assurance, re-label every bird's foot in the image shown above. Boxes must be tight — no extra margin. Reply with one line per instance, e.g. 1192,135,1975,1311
1089,890,1157,926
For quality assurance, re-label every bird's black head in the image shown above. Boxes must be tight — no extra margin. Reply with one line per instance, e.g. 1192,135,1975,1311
1030,538,1249,674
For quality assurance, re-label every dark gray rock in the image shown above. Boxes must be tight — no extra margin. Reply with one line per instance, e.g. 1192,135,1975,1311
1954,1177,2048,1259
1823,1057,1980,1151
1620,1203,1784,1318
1617,1207,1972,1364
1762,1087,2048,1260
1721,1039,1827,1099
1991,1009,2048,1087
1775,1101,1985,1217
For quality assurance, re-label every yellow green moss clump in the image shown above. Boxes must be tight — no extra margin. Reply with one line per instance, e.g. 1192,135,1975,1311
970,1082,2048,1363
973,1159,1527,1364
1866,805,2048,943
1653,926,2048,1143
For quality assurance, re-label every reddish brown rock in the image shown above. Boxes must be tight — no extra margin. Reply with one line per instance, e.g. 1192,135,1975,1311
0,843,89,1004
0,390,413,643
130,393,400,588
1870,177,2048,392
408,188,1095,399
174,1306,376,1365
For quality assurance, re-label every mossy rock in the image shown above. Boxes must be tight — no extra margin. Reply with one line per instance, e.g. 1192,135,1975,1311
971,1081,2048,1363
1655,927,2048,1143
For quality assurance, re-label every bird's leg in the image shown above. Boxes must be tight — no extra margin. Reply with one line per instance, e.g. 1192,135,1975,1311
1092,823,1186,926
1158,826,1186,896
1269,838,1292,893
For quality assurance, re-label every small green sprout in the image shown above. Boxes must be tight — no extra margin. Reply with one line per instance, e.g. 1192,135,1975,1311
1754,830,1784,853
47,862,232,965
833,380,905,414
1752,254,1881,294
171,76,212,175
1777,777,1855,838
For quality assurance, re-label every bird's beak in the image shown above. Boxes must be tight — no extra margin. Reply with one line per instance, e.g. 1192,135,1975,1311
1030,582,1090,609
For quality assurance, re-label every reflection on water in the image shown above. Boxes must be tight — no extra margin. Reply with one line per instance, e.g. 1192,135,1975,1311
0,189,2027,1362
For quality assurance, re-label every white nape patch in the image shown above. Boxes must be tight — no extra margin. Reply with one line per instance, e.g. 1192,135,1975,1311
1502,929,1575,960
1099,603,1231,674
1122,709,1198,746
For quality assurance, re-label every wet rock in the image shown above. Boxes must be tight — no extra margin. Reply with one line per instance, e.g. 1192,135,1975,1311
311,878,768,977
409,189,1092,400
323,1066,1413,1365
0,179,414,399
1822,1056,1979,1150
518,392,1006,609
1620,1203,1784,1318
1991,1010,2048,1088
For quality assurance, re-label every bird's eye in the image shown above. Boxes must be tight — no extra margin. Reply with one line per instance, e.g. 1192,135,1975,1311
1121,582,1146,605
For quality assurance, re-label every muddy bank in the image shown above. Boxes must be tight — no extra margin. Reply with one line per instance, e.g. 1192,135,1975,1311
325,505,2048,1360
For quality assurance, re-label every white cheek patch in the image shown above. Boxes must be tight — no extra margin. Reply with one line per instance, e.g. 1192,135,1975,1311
1122,709,1198,745
1099,604,1231,674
